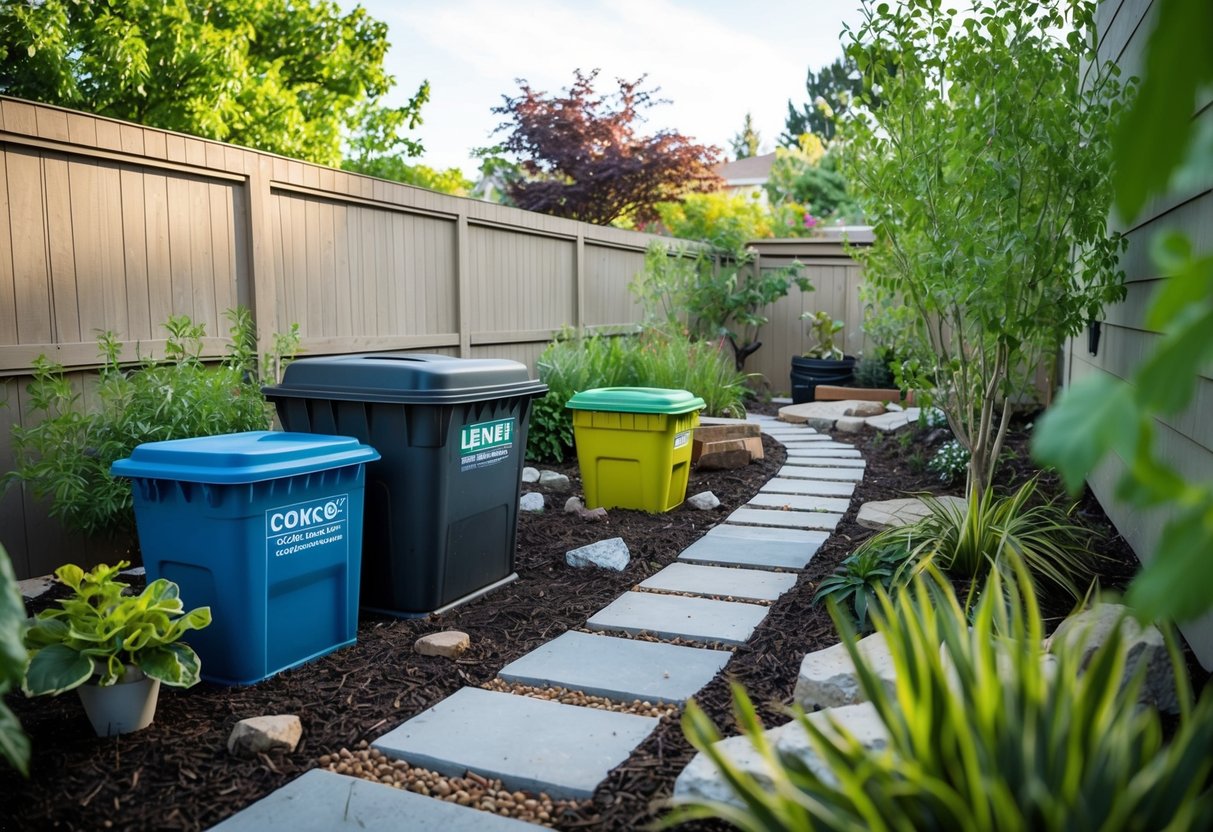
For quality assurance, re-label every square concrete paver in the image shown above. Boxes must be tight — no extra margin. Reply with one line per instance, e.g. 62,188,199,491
587,591,768,645
783,455,866,469
747,493,852,513
639,562,797,601
374,687,658,800
776,465,865,482
778,440,856,450
726,507,842,531
762,431,830,442
499,630,731,704
760,478,856,497
780,447,862,458
209,769,538,832
677,524,825,569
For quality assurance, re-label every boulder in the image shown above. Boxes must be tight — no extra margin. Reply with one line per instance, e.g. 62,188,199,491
793,632,898,710
856,495,966,531
843,401,885,418
566,537,630,571
834,416,868,434
227,715,303,757
1048,603,1179,714
538,471,571,491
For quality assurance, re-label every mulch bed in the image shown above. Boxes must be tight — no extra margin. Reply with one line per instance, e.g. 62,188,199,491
0,409,1159,831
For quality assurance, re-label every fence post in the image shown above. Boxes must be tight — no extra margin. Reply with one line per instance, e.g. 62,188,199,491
246,156,279,357
456,212,471,357
575,230,585,330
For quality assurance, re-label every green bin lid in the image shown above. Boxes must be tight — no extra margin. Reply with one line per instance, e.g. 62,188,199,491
263,353,547,405
565,387,706,415
110,431,380,485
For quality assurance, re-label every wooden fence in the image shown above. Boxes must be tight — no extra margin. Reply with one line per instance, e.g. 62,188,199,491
0,97,870,578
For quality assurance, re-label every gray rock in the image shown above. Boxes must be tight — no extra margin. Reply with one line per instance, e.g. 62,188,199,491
577,506,609,522
775,703,889,785
865,408,920,433
843,401,885,418
686,491,720,511
521,467,540,483
564,496,585,514
793,632,898,710
834,416,868,433
856,495,967,531
778,400,868,429
539,471,571,491
1048,603,1179,714
567,537,630,571
414,630,471,658
227,715,302,756
519,492,545,512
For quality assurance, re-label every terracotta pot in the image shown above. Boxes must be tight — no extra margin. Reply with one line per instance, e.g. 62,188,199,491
76,666,161,737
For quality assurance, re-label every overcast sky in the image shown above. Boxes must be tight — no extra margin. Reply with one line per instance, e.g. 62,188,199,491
343,0,869,178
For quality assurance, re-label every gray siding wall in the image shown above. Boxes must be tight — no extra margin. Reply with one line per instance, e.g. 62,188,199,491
1070,0,1213,666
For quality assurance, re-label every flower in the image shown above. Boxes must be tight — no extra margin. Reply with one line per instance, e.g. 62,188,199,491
803,213,818,228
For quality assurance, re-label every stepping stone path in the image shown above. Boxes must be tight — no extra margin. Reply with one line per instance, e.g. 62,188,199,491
210,416,866,829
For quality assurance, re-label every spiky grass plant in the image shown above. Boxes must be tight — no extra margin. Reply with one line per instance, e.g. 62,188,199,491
669,564,1213,831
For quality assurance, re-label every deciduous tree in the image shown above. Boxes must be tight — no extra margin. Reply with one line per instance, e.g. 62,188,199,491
490,69,722,226
781,56,864,144
0,0,427,168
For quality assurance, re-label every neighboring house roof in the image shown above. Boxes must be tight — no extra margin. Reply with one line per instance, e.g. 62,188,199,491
714,151,777,187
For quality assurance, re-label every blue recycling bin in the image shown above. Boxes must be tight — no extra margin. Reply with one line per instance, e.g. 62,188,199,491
112,431,380,685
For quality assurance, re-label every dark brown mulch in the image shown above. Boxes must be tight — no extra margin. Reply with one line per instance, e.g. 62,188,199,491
1,413,1151,832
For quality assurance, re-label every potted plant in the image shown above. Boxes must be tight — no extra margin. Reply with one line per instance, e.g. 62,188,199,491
790,310,856,403
23,561,211,737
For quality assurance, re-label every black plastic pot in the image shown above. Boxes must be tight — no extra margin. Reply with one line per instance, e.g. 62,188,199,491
790,355,857,404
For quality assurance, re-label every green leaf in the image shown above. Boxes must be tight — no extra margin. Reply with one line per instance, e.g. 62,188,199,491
1113,0,1213,221
0,697,30,777
1126,503,1213,622
0,546,28,684
23,643,94,696
1134,304,1213,415
1031,374,1138,493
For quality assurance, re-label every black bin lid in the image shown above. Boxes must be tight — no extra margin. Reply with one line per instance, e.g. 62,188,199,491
263,353,548,405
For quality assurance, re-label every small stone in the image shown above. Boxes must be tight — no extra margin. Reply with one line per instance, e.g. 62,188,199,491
577,506,609,522
794,632,898,710
227,715,302,757
564,496,585,514
1048,603,1179,714
686,491,720,511
843,401,885,417
566,537,630,571
415,630,471,658
539,471,571,491
522,467,540,483
520,492,545,512
834,416,867,434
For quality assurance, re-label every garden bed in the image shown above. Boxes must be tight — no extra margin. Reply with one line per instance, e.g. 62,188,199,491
1,416,1147,831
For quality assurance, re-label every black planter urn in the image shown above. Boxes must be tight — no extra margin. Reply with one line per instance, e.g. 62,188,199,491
790,355,857,404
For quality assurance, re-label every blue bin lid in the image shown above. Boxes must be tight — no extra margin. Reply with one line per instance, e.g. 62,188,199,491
263,353,548,405
110,431,381,485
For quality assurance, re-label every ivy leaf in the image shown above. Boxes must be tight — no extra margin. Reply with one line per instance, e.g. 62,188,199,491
1031,373,1137,494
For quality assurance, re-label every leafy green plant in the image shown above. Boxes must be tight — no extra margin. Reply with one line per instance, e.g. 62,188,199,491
812,542,914,632
0,544,29,776
670,564,1213,831
631,241,812,371
1032,0,1213,623
799,311,845,360
854,479,1097,604
927,440,969,485
5,309,299,539
23,562,211,696
852,355,895,389
844,0,1127,501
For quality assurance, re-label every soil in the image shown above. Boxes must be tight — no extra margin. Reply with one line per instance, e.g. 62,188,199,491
0,409,1169,831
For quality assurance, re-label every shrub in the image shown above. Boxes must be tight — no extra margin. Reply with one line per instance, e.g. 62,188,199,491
5,309,300,539
852,355,895,389
526,327,749,463
671,565,1213,831
812,542,915,632
927,440,969,484
851,479,1098,604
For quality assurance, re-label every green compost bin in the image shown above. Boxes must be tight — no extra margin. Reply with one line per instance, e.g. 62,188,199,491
263,353,547,617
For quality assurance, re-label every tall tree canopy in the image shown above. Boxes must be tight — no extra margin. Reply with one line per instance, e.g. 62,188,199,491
0,0,428,168
491,69,722,226
782,55,865,144
729,112,761,159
